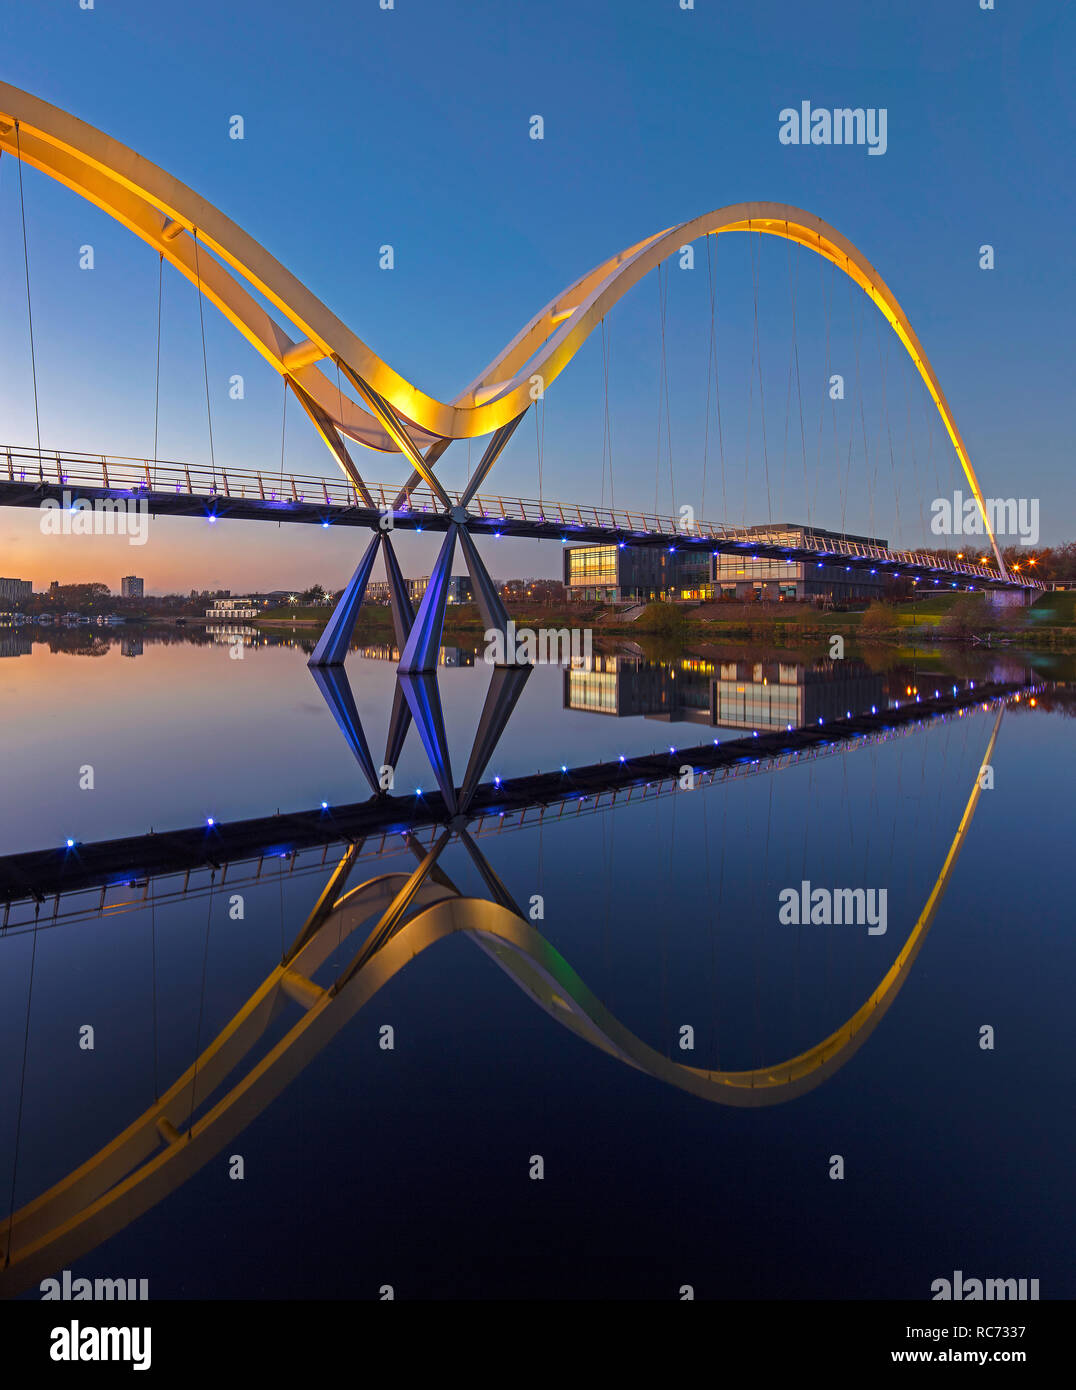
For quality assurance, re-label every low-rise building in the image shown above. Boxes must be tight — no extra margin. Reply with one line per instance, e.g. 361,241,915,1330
366,576,473,605
407,575,473,605
563,545,677,603
564,523,890,603
205,597,259,619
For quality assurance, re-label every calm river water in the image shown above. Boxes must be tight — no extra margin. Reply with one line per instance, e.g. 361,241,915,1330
0,627,1071,1299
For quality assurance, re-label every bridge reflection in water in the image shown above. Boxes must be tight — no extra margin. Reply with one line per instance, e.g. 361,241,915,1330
0,641,1033,1295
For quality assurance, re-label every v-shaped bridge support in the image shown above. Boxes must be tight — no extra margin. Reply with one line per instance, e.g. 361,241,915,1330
310,395,528,674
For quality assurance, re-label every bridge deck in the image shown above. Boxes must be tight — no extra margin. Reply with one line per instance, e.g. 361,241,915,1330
1,446,1042,592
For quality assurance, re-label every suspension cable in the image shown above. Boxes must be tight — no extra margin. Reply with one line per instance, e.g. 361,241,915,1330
660,267,675,518
192,230,216,477
654,264,663,516
903,350,925,542
702,234,714,521
280,375,288,486
750,231,772,524
707,233,728,523
13,124,42,462
152,253,163,474
874,306,901,548
600,317,614,511
851,279,874,540
823,255,840,526
786,233,810,526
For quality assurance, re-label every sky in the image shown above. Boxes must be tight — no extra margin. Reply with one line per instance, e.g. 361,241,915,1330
0,0,1072,594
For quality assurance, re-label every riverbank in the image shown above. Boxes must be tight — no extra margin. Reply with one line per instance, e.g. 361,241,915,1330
250,592,1076,652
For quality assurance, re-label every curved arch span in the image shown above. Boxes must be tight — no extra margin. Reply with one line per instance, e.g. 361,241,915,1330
0,79,1003,567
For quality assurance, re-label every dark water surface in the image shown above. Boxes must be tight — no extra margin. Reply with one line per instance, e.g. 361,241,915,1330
0,629,1072,1299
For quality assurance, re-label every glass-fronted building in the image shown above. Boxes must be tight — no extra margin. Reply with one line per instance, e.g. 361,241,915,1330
710,524,888,601
565,524,888,603
563,545,707,602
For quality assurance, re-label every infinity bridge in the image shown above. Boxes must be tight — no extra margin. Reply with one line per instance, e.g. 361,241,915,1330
0,80,1044,685
0,80,1055,1303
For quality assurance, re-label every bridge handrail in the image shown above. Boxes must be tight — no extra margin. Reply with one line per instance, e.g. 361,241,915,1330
0,443,1047,591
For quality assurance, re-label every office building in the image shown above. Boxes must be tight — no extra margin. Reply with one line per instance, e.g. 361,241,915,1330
0,577,32,603
710,524,889,601
565,523,890,603
120,576,144,598
563,545,678,603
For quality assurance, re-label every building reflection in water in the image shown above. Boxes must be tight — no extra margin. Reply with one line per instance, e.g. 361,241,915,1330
205,623,261,647
350,642,475,667
0,633,33,659
566,653,891,730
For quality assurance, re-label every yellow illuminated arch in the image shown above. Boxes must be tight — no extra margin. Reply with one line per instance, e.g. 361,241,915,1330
0,80,1005,568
